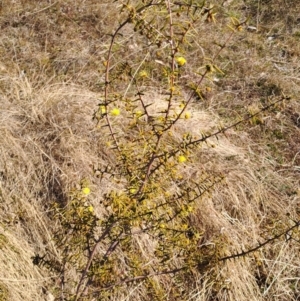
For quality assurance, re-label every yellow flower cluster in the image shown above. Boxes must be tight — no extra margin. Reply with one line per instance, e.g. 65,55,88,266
82,187,90,195
134,110,143,118
176,56,187,66
87,205,94,213
139,70,148,78
178,155,187,163
110,108,121,116
184,112,191,119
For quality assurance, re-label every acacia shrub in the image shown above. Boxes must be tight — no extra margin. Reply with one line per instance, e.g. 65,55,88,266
34,1,299,301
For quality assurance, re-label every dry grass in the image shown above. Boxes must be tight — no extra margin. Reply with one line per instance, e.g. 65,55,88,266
0,0,299,301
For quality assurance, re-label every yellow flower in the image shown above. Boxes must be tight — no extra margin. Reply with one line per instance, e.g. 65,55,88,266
110,108,121,116
178,155,187,163
184,112,191,119
134,110,143,118
82,187,90,195
176,56,187,66
179,102,186,109
129,188,137,194
182,224,189,230
139,70,148,78
187,206,193,213
159,223,166,229
87,205,94,213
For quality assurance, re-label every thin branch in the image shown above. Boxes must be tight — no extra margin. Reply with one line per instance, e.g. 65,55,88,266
74,224,114,301
219,220,300,262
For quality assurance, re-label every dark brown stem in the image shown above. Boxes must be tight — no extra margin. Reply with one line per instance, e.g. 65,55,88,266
219,220,300,262
95,266,187,292
74,224,113,301
103,1,159,153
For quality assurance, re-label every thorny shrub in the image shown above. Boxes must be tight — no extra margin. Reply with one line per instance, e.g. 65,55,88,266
33,1,299,300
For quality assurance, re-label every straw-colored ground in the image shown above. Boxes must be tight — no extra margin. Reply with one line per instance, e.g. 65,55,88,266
0,1,299,301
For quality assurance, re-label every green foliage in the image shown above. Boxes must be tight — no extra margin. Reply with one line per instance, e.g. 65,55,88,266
33,1,298,300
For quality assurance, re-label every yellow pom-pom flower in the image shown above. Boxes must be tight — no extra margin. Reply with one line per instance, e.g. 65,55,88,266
82,187,90,195
159,223,166,229
184,112,191,119
110,108,121,116
134,110,143,118
176,56,187,67
129,188,137,194
87,205,94,213
179,102,186,109
178,155,187,163
139,70,148,78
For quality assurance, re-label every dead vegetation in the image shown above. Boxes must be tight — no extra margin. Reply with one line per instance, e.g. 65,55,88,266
0,1,299,301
